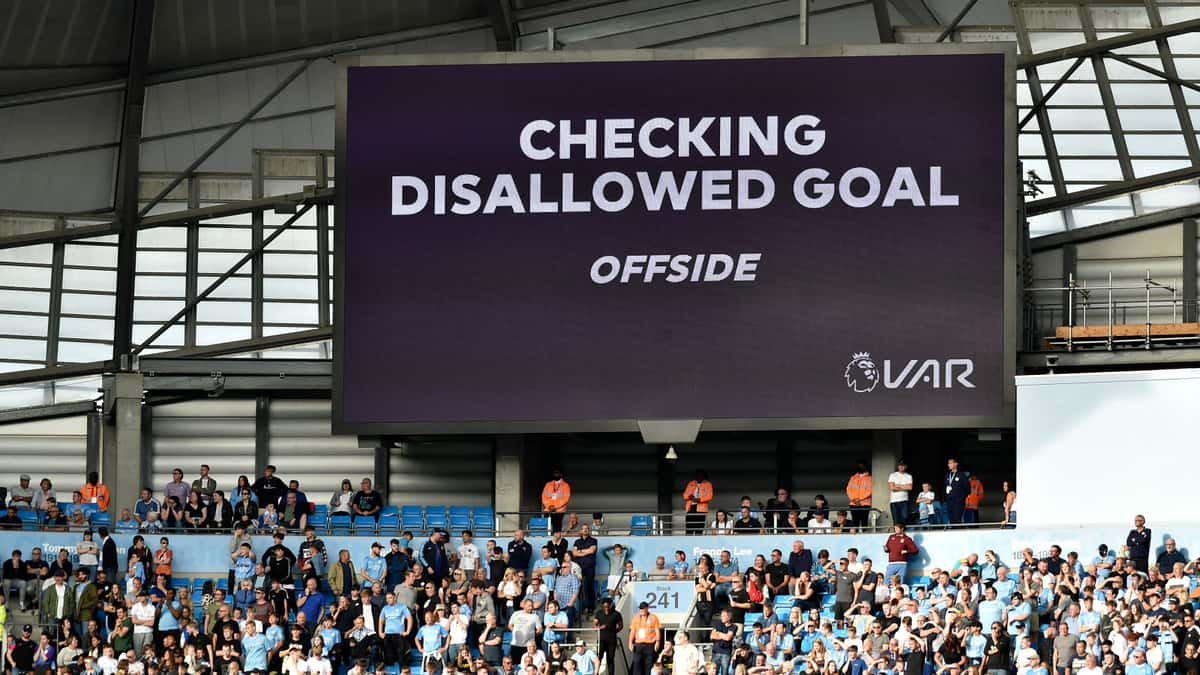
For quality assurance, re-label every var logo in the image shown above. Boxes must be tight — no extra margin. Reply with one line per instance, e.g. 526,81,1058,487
844,352,975,393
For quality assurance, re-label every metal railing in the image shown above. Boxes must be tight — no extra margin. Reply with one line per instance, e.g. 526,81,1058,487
493,508,890,537
1025,270,1191,351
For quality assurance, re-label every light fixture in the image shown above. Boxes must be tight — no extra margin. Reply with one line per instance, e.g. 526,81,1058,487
664,446,678,461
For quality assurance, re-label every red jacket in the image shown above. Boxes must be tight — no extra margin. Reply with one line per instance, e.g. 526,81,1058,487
884,532,919,562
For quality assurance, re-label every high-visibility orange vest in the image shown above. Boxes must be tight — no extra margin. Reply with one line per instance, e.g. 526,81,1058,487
846,473,872,506
965,477,985,509
81,482,110,511
683,480,713,512
630,613,661,644
542,479,571,512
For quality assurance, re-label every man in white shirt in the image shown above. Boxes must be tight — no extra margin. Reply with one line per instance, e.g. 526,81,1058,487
457,531,481,573
673,632,704,675
807,513,832,530
130,591,157,654
96,646,120,675
887,461,913,526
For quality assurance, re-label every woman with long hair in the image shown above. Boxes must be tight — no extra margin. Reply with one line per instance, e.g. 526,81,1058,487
183,491,208,529
1002,480,1017,529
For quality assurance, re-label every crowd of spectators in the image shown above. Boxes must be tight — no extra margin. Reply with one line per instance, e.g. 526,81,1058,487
1,486,1191,675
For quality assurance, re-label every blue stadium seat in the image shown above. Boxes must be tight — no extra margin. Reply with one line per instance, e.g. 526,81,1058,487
401,506,424,531
630,515,653,535
773,595,795,610
19,510,40,530
191,589,204,605
424,507,447,530
80,503,100,517
61,503,76,517
472,506,495,535
380,505,399,518
171,577,191,591
330,514,352,535
310,504,328,524
91,512,112,527
353,515,377,534
528,516,550,535
379,514,400,535
215,578,229,591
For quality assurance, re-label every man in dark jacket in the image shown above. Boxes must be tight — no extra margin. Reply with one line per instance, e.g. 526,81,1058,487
251,465,288,508
1127,515,1152,573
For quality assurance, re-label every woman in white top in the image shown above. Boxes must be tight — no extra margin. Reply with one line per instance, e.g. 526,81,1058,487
32,478,56,512
1002,480,1017,529
77,530,99,581
329,479,355,515
282,645,307,675
447,602,470,661
709,510,733,534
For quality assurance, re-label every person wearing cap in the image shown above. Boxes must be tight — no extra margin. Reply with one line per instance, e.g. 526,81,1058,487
887,460,914,526
7,623,37,674
423,530,450,585
9,474,34,510
39,567,75,640
361,542,387,589
572,640,599,675
629,602,661,675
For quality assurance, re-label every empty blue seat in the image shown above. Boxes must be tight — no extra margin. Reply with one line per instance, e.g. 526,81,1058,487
379,514,400,535
528,516,550,535
171,577,191,591
330,514,352,535
380,505,399,518
448,505,470,519
215,578,229,591
353,516,377,533
630,515,653,535
425,507,447,530
19,510,40,530
401,506,423,530
310,505,328,523
773,595,795,610
91,512,112,527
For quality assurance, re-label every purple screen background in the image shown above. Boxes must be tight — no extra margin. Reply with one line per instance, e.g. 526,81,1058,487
339,55,1006,427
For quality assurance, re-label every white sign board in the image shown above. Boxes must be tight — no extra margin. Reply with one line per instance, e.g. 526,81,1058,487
628,581,694,625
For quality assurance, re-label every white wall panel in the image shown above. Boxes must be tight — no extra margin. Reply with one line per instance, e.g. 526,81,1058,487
268,399,371,498
150,399,256,500
388,441,493,508
1017,369,1200,526
0,415,88,499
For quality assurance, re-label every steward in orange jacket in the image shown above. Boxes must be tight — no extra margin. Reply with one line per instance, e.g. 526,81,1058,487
542,469,571,533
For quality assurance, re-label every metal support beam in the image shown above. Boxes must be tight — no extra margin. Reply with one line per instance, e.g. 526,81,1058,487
1062,244,1078,324
255,396,270,478
935,0,980,42
887,0,939,25
1143,0,1200,164
1018,57,1085,130
139,403,153,496
1019,17,1200,68
871,0,894,43
315,155,331,328
1079,9,1137,207
1026,165,1200,216
1013,7,1070,203
0,18,492,110
1032,202,1200,251
86,410,101,476
485,0,518,50
112,0,156,364
1104,51,1200,98
776,438,794,492
139,59,312,218
131,204,314,355
656,447,675,534
0,400,96,425
45,239,66,367
1185,219,1198,322
374,445,390,502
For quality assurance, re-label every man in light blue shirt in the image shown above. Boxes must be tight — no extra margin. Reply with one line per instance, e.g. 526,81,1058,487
544,600,570,646
1093,545,1116,581
978,587,1006,632
416,610,448,675
361,542,387,589
1125,649,1154,675
317,615,340,657
1007,593,1031,638
992,567,1016,603
965,623,988,666
379,592,413,669
572,642,599,675
241,620,271,673
1078,597,1102,638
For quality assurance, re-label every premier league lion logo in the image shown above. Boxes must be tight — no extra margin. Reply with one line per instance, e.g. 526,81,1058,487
844,352,879,393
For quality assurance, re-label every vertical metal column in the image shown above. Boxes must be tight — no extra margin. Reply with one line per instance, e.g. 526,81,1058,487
112,0,156,362
140,403,153,494
45,238,65,367
255,396,270,476
375,444,390,503
86,410,102,477
656,448,675,535
251,153,265,341
1062,244,1078,327
1012,5,1072,219
101,372,144,517
185,177,200,347
1185,219,1198,322
316,154,331,328
1144,0,1200,164
1079,7,1139,213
